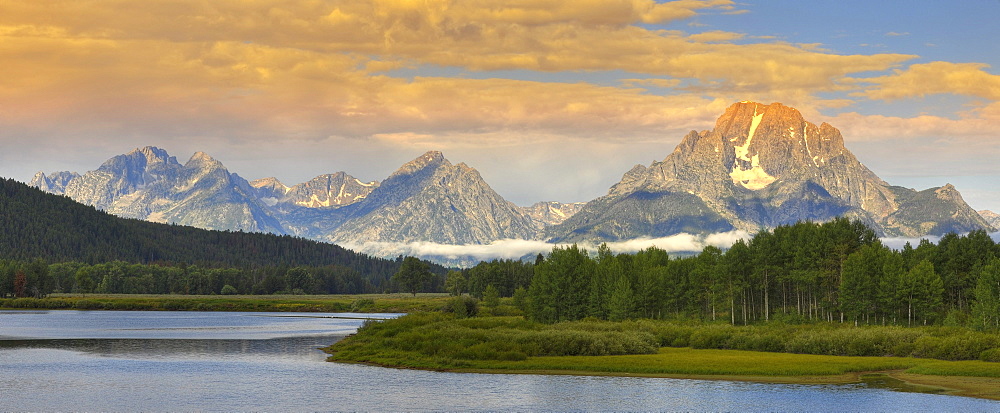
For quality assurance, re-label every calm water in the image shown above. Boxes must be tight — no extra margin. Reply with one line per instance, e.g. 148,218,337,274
1,310,997,411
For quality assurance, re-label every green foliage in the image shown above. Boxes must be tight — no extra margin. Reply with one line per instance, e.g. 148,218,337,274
350,298,375,312
512,219,997,329
466,259,533,298
606,274,634,321
0,178,447,297
326,313,658,369
482,285,500,307
445,296,479,318
972,258,1000,330
979,348,1000,362
900,260,945,326
393,257,435,296
220,284,238,295
328,315,1000,391
512,286,528,311
529,244,595,323
444,270,466,296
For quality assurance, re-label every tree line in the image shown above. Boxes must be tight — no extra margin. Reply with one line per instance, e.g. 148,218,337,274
0,258,453,297
452,218,1000,330
0,177,447,295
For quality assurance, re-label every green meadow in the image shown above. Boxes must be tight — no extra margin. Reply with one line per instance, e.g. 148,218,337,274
325,313,1000,400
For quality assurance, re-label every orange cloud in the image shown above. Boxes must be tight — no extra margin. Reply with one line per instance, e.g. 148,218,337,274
827,104,1000,143
1,0,983,153
854,61,1000,101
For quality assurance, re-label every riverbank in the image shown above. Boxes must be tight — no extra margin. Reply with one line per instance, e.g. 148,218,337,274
0,293,450,313
324,313,1000,401
443,350,1000,400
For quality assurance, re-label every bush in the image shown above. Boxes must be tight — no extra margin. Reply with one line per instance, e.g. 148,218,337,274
979,348,1000,362
727,329,786,353
350,298,375,312
689,325,734,349
220,285,238,295
445,296,479,318
73,299,104,310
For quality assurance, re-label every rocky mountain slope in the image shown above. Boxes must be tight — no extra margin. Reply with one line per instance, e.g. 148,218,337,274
31,147,284,234
250,173,378,209
547,101,992,242
32,148,545,247
321,151,538,246
978,210,1000,229
520,201,587,230
30,103,992,253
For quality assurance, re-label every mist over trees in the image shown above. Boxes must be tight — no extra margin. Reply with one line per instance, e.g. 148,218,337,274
6,175,1000,330
456,218,1000,330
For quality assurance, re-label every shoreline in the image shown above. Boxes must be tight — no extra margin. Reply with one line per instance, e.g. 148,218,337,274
328,357,1000,401
0,293,449,313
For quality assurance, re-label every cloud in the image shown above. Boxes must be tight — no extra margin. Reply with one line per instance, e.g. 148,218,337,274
343,230,751,265
826,104,1000,142
0,0,924,149
620,78,683,88
853,61,1000,101
879,235,941,251
687,30,744,43
351,230,997,265
1,0,917,107
880,232,1000,251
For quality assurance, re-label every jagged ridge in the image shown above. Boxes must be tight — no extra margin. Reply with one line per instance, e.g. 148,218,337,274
548,101,992,242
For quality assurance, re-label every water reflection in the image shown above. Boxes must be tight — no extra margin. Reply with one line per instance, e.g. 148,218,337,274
2,310,998,411
0,335,341,361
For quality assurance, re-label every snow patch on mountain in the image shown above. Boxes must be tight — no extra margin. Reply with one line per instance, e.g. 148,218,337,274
729,106,776,190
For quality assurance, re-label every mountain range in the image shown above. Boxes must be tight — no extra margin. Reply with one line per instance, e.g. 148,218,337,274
547,102,992,242
30,102,994,256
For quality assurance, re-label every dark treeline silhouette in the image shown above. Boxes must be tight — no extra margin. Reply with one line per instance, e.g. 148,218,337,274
0,177,446,296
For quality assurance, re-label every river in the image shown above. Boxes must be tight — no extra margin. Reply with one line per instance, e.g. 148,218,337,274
1,310,997,411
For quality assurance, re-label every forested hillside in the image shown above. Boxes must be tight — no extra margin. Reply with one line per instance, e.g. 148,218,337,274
0,178,445,296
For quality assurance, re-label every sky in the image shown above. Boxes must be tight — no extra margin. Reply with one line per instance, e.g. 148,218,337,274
3,0,1000,211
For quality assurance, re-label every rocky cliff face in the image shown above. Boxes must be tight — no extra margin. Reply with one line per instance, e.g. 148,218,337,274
32,147,284,234
250,172,378,208
520,201,587,229
979,210,1000,229
325,151,538,245
29,105,993,253
29,171,79,194
32,148,542,247
548,101,992,242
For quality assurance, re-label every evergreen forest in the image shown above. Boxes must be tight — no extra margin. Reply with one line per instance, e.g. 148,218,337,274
455,218,1000,330
0,178,445,296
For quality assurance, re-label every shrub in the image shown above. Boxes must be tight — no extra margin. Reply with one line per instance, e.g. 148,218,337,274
73,299,104,310
220,285,238,295
689,325,734,349
444,296,479,318
350,298,375,312
979,348,1000,362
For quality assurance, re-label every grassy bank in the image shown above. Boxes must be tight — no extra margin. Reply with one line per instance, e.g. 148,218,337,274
0,293,450,313
324,313,1000,400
